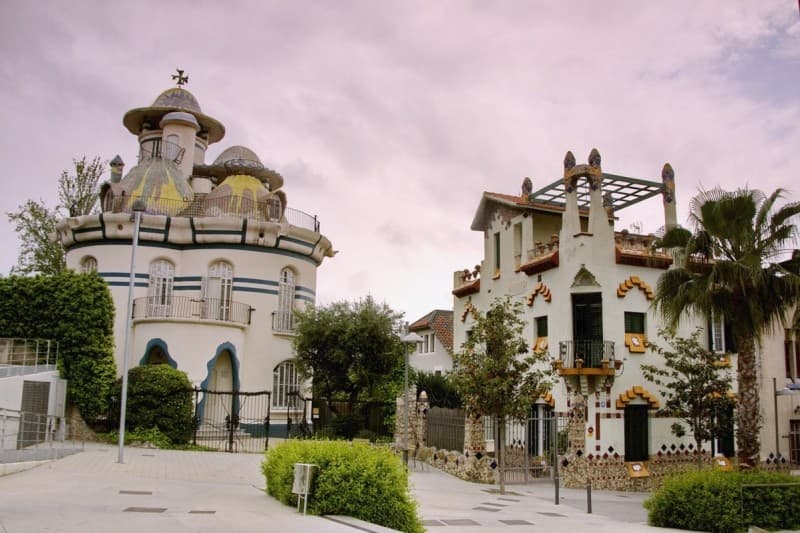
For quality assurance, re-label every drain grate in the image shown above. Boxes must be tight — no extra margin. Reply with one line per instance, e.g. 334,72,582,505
442,519,480,526
538,512,566,517
119,490,152,495
123,507,166,513
500,519,534,525
189,510,216,514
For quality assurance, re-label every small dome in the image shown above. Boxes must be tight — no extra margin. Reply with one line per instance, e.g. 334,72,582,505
204,174,270,219
195,145,284,190
213,145,263,167
116,159,193,215
151,88,202,113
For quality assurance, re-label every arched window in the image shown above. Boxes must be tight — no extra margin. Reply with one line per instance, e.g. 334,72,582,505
268,196,282,221
272,360,300,408
275,268,295,332
148,259,174,317
205,261,234,321
80,256,97,273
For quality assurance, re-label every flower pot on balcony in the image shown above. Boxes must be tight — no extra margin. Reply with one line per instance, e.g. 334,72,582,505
575,358,584,369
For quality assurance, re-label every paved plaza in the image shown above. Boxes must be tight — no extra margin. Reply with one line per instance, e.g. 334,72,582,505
0,443,685,532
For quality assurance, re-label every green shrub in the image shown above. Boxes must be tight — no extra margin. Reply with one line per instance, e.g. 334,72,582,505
262,440,423,533
645,469,800,532
108,365,194,444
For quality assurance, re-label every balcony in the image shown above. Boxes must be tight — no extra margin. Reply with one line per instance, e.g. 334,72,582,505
132,296,252,325
139,138,185,164
555,340,618,397
103,195,321,232
272,312,296,334
555,340,617,376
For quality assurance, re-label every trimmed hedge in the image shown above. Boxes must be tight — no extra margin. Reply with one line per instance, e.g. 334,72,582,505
108,365,194,444
645,469,800,532
262,440,423,533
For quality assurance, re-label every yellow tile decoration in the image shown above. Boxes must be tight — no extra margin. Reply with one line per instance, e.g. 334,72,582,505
616,276,655,300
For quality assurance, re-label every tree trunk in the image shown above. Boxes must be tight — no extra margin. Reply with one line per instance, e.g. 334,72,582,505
735,335,760,467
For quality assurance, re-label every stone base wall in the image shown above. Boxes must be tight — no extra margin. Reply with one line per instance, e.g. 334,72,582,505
65,405,97,441
412,444,497,484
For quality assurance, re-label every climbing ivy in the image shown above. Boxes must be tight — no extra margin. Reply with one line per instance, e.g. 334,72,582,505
0,271,116,421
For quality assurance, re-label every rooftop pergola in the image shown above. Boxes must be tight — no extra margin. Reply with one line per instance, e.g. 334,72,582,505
530,173,664,212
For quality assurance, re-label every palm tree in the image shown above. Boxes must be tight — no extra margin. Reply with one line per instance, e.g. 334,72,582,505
653,188,800,466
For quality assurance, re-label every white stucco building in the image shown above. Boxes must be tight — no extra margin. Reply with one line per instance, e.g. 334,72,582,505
408,310,454,374
452,149,800,468
55,79,335,436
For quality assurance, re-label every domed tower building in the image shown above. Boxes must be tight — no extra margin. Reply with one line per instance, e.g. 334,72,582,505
57,78,335,445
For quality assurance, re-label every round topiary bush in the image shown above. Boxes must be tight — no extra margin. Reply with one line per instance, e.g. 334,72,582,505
262,440,423,533
108,364,194,444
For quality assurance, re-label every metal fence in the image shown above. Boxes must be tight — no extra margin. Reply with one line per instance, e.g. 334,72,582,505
557,340,615,369
193,389,272,453
426,407,465,452
490,413,570,484
0,338,59,378
0,408,82,464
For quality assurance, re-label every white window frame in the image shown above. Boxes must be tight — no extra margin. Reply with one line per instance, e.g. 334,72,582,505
148,259,174,317
276,267,296,332
80,256,97,273
205,261,233,321
272,360,300,409
711,311,725,353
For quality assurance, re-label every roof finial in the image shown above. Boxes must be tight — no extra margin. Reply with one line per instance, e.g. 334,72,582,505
172,68,189,87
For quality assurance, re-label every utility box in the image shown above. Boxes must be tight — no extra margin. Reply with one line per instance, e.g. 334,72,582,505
292,463,316,514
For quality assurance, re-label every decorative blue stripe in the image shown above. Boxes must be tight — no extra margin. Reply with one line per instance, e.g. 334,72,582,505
175,276,203,282
296,285,315,296
235,287,279,295
67,240,320,265
174,285,202,291
99,272,150,279
107,281,149,288
296,294,315,303
234,277,279,286
74,226,103,234
140,227,166,235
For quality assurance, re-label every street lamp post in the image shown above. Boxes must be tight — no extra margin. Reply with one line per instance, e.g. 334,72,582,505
401,330,422,467
118,199,146,464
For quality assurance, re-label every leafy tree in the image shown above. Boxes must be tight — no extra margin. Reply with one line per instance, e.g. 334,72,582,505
7,156,104,276
451,295,551,492
293,296,404,407
642,329,735,466
0,271,116,421
653,187,800,466
412,370,463,408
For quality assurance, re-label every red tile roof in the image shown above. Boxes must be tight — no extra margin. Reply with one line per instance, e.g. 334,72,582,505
409,309,453,353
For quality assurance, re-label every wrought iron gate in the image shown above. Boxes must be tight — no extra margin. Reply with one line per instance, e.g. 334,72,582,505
192,388,271,453
492,413,569,485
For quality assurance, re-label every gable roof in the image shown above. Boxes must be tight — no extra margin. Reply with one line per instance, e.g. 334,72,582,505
408,309,454,353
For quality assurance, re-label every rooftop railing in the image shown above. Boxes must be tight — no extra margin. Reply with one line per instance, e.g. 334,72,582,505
103,195,320,232
132,296,252,325
0,338,59,378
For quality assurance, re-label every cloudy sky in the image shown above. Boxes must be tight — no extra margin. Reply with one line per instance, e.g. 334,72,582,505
1,1,798,323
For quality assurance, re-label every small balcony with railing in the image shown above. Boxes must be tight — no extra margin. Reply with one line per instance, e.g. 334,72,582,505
272,311,296,335
554,340,619,396
132,296,252,326
139,138,185,165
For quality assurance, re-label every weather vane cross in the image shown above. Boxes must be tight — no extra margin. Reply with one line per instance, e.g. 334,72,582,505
172,68,189,86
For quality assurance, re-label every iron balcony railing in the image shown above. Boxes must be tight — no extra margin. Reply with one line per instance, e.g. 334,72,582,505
132,296,252,325
138,138,185,164
103,195,320,232
0,338,59,378
557,340,615,369
272,311,296,334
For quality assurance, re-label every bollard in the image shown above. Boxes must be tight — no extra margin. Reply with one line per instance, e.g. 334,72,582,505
586,480,592,514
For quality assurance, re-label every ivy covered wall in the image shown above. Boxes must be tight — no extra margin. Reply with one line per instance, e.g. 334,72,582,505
0,271,116,422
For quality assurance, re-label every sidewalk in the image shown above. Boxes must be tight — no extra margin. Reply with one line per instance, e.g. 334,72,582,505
0,443,683,532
